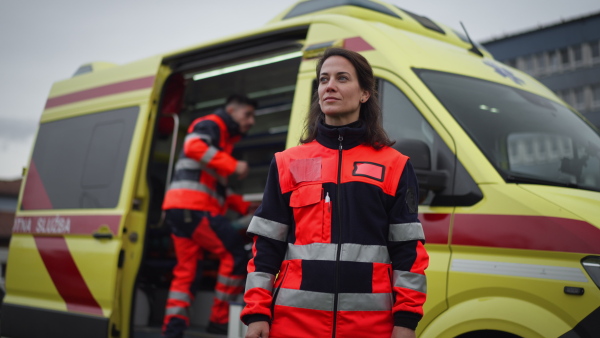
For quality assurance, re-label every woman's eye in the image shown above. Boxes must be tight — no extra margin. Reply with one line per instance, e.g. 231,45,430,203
319,77,328,83
339,76,348,81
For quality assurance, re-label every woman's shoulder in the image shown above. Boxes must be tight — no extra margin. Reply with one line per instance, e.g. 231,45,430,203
276,141,320,158
361,143,408,160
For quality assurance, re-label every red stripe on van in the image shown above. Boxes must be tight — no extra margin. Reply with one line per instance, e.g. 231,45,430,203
12,215,120,235
420,213,450,244
343,37,374,52
44,75,155,109
453,214,600,254
34,236,104,316
21,160,53,210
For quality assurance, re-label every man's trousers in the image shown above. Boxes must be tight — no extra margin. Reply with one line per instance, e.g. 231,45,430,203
162,209,248,337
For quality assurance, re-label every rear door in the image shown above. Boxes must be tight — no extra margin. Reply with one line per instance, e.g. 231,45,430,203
3,56,169,338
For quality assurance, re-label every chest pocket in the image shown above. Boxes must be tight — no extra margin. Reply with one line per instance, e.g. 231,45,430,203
289,183,331,244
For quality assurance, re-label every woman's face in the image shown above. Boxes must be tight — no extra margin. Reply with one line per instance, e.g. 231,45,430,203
318,55,370,126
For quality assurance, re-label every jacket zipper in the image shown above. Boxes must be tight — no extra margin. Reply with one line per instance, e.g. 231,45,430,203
332,134,343,338
270,263,290,321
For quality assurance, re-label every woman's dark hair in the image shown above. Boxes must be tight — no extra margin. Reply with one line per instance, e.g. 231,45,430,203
300,48,394,149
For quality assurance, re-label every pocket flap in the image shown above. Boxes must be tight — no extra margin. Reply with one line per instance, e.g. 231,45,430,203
290,184,322,207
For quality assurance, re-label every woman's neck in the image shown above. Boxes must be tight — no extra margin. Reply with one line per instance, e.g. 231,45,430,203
324,114,359,126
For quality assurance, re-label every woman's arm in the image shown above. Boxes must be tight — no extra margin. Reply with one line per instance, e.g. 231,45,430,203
241,157,292,326
387,160,430,332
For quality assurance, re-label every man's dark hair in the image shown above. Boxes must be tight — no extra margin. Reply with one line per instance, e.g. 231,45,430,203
226,94,258,109
300,48,394,149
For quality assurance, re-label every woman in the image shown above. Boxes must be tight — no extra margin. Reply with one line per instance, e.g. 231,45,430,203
241,48,428,338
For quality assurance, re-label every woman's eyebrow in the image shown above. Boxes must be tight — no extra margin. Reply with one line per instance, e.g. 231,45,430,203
320,71,351,76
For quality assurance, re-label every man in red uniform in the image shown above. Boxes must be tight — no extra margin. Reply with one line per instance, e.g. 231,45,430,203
162,94,257,337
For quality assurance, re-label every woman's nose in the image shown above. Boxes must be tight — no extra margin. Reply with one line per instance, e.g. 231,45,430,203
325,80,336,91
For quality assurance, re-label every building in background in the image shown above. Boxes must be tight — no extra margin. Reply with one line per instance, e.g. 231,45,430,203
482,12,600,128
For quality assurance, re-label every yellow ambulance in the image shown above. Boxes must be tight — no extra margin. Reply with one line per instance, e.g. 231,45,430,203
4,0,600,337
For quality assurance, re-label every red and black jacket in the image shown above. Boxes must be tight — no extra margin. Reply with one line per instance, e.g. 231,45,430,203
242,121,429,337
162,110,249,215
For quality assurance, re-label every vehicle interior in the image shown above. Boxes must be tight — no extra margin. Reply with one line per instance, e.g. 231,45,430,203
134,32,306,335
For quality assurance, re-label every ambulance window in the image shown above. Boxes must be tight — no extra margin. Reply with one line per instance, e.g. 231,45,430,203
379,79,482,206
419,70,600,192
380,80,435,150
21,107,138,210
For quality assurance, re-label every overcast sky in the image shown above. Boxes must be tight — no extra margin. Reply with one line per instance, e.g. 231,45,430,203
1,0,600,179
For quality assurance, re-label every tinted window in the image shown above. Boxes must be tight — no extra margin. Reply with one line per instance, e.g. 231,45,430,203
22,107,139,210
419,70,600,192
283,0,400,20
380,80,482,206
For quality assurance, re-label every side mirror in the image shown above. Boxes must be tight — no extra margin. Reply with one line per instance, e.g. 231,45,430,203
394,139,448,193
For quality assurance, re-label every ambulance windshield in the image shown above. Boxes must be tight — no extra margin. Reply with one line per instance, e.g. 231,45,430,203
419,70,600,192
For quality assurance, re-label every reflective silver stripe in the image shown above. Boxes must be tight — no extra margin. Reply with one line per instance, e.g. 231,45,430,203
275,289,392,312
199,164,227,185
275,288,334,311
338,293,392,311
185,132,212,144
217,275,246,287
165,306,189,317
389,222,425,242
168,291,192,303
285,243,337,261
200,146,219,164
175,158,201,171
245,272,275,293
393,270,427,293
451,259,588,282
169,180,214,194
174,158,227,185
341,243,390,263
215,290,240,302
285,243,390,263
168,180,225,206
247,216,289,242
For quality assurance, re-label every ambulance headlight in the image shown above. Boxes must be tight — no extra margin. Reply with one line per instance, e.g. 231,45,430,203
582,256,600,288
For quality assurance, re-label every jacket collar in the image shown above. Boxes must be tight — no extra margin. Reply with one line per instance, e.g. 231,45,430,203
316,120,366,150
215,109,242,138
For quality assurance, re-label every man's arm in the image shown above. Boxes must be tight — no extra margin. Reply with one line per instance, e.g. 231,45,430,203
183,119,238,176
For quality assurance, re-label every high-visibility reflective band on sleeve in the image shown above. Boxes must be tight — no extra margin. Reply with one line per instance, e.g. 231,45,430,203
165,306,189,317
217,275,246,287
248,216,289,242
215,290,240,302
388,222,425,242
168,290,192,303
200,146,219,164
245,272,275,293
185,132,212,144
393,270,427,293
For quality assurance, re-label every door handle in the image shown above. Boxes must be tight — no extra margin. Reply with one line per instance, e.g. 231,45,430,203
93,232,113,240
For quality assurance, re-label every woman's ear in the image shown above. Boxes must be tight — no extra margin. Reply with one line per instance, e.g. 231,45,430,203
361,90,371,103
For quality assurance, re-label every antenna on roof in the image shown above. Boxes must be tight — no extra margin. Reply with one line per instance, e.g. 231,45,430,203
460,22,484,57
